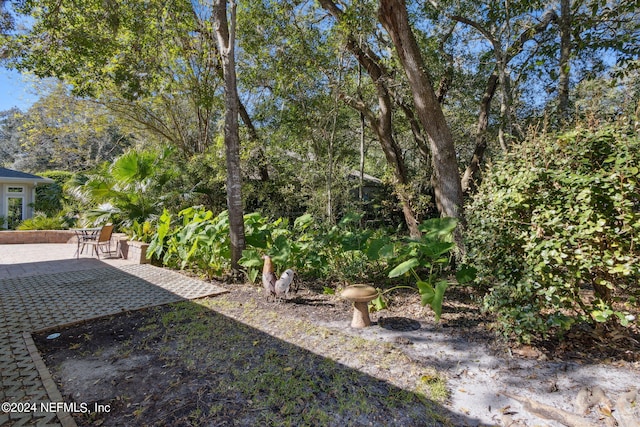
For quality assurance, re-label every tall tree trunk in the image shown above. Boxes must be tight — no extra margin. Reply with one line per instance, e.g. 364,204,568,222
558,0,571,123
212,0,245,270
453,11,557,193
358,64,366,202
327,99,337,223
496,49,513,151
318,0,421,238
196,13,269,180
379,0,463,221
461,71,498,194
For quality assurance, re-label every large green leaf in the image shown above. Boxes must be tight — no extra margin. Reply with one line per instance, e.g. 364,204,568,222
417,280,448,321
422,241,455,258
417,280,435,305
388,258,420,278
111,151,140,183
366,237,389,260
419,217,458,240
431,280,449,321
339,211,363,227
111,150,156,184
369,293,387,311
247,268,259,284
455,265,478,284
294,213,314,231
238,249,263,268
378,243,396,259
271,234,291,264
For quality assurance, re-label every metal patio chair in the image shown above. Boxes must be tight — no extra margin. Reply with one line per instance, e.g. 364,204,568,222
80,224,115,259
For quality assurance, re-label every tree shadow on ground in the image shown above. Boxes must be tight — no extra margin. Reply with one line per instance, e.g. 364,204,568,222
33,298,480,427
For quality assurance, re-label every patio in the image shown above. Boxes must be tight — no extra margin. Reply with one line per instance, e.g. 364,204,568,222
0,243,227,426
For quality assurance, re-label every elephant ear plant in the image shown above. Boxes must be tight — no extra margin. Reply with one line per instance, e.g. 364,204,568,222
372,218,476,321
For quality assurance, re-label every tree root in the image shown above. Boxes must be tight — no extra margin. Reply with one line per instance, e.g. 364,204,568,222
502,392,600,427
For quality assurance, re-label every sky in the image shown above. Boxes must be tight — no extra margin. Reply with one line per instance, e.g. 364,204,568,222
0,67,39,112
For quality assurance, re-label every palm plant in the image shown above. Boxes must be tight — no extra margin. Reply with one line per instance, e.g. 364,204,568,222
70,148,177,227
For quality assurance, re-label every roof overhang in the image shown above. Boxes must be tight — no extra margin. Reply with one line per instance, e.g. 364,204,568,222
0,176,55,185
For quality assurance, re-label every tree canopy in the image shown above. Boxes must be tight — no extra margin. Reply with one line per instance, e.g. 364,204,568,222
1,0,638,224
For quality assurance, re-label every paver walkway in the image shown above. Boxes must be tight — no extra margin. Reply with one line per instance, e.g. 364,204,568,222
0,244,227,426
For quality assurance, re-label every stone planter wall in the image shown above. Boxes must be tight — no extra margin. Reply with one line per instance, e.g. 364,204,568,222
119,240,150,264
0,230,152,265
0,230,77,244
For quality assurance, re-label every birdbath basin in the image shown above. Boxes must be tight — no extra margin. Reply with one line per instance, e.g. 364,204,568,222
341,284,379,328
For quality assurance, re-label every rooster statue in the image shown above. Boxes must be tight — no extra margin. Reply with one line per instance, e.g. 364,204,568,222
261,255,277,301
275,269,295,301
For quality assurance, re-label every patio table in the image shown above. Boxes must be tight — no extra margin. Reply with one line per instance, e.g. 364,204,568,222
72,227,101,259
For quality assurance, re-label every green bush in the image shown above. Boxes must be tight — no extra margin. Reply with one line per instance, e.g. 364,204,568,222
147,207,234,279
31,171,77,219
17,213,67,230
147,205,467,319
465,124,640,342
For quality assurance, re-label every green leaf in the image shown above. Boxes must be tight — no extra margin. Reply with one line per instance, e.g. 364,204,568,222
431,280,448,321
592,310,610,323
455,265,477,284
417,280,435,305
419,217,458,240
340,231,361,251
378,243,396,259
369,294,387,311
422,241,455,258
417,280,448,320
388,258,420,278
247,268,259,284
615,312,630,327
238,249,263,268
338,211,363,227
294,213,314,231
366,237,389,260
271,234,291,264
111,150,140,183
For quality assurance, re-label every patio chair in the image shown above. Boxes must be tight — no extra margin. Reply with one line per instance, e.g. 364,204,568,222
80,224,115,259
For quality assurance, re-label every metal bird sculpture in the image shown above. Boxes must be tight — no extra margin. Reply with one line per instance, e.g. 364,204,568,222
261,255,277,301
275,269,295,301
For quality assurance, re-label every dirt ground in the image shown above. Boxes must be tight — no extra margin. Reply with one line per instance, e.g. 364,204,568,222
34,279,640,426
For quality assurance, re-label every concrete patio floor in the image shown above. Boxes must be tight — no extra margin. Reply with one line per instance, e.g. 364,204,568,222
0,244,227,426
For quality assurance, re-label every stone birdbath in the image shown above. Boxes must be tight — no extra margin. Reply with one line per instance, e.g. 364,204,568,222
341,284,379,328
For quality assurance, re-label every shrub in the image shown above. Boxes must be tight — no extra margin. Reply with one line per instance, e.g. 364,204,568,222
17,213,67,230
147,207,234,279
32,170,75,218
465,124,640,342
148,206,467,319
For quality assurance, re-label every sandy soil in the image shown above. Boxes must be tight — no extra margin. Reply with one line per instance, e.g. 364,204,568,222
34,280,640,426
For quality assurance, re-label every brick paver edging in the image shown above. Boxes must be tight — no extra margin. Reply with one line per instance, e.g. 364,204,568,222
23,332,77,427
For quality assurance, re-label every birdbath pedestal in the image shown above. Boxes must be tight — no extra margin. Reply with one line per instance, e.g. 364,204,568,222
341,285,378,328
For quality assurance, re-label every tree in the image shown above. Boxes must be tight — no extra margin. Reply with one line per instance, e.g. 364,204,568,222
555,0,640,122
451,9,558,192
0,108,23,167
379,0,463,221
0,1,15,57
558,0,571,121
318,0,422,237
15,83,132,172
71,148,178,227
7,0,224,157
212,0,245,270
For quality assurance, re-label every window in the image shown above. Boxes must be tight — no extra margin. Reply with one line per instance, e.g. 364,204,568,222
8,186,24,194
6,197,24,229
